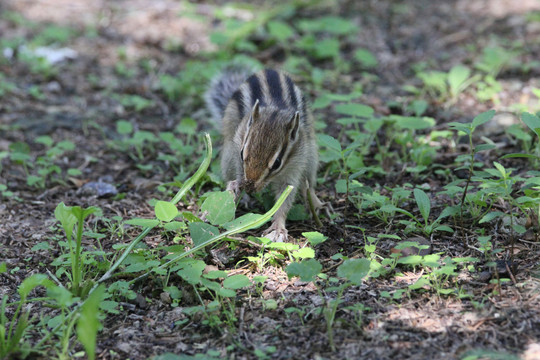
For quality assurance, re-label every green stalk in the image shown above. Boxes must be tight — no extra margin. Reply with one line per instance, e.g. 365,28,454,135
73,215,84,293
171,133,212,205
132,185,293,283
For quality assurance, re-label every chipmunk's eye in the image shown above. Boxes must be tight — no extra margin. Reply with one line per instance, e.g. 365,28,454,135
240,148,244,160
271,157,281,171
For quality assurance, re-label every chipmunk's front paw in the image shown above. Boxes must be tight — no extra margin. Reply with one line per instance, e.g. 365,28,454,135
262,223,289,243
226,180,240,199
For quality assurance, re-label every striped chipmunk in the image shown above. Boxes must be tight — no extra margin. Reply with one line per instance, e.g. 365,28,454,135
205,67,324,242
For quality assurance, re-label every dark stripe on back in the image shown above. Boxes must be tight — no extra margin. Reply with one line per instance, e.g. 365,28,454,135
265,69,284,107
247,74,264,106
285,75,298,109
231,90,245,119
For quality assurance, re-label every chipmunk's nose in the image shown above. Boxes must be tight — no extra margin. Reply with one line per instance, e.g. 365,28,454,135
242,179,256,194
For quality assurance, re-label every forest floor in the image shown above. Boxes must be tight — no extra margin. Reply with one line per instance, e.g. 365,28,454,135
1,0,540,359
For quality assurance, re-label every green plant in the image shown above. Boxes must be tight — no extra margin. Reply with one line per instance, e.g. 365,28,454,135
415,65,479,105
54,203,100,296
448,110,497,228
0,274,52,358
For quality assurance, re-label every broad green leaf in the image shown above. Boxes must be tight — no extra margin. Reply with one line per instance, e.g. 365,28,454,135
318,134,342,153
176,117,197,136
203,270,228,279
18,274,52,299
448,65,471,97
397,255,423,265
125,218,159,228
267,21,294,41
218,288,236,297
413,189,431,223
521,112,540,137
337,258,371,285
286,259,322,282
223,274,251,289
292,247,315,260
116,120,133,135
268,242,298,251
77,285,105,360
154,201,178,222
35,135,53,147
354,48,377,68
302,231,327,246
335,103,374,118
392,115,435,130
479,211,504,224
201,191,235,225
314,38,340,59
177,259,205,284
163,221,184,231
54,202,77,242
471,110,496,129
189,222,219,247
0,262,6,273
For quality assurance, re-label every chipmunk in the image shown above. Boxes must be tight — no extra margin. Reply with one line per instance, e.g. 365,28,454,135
205,67,323,242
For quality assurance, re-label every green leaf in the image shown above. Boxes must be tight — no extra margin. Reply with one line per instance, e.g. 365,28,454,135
314,38,340,59
479,211,504,224
521,112,540,137
500,153,539,160
18,274,52,299
413,189,431,223
292,247,315,260
267,21,294,41
471,110,496,129
354,48,377,68
318,134,342,153
201,191,235,225
54,202,77,242
116,120,133,135
125,218,160,228
475,144,496,152
302,231,327,246
189,222,219,247
176,117,197,136
77,285,105,360
218,288,236,297
448,65,471,97
35,135,53,147
223,274,251,289
286,259,322,282
177,259,205,284
0,262,6,273
337,258,371,285
392,115,435,130
154,201,178,222
203,270,228,279
335,103,374,118
397,255,423,265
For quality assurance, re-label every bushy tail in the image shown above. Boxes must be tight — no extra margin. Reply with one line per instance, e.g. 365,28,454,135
205,65,252,125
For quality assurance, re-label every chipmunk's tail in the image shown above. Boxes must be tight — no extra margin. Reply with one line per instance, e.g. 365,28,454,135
205,65,253,126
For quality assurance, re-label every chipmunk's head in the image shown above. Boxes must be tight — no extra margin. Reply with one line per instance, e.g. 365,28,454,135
239,99,300,193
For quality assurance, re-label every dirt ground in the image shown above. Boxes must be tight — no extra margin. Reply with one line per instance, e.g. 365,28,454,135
1,0,540,359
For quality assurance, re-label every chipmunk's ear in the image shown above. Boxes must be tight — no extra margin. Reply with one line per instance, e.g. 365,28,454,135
288,111,300,141
248,99,260,128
